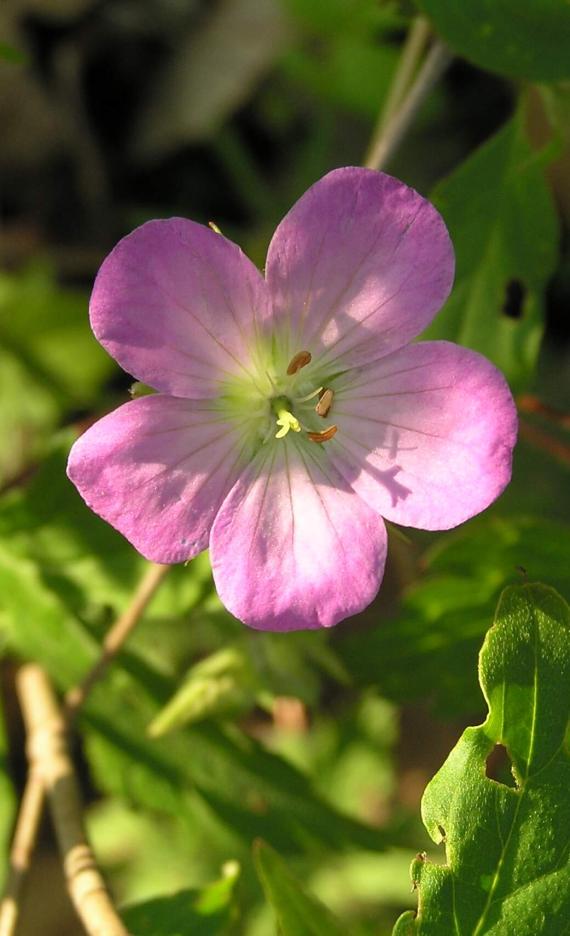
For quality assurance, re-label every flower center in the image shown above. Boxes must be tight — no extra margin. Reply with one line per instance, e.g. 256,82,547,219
267,351,337,443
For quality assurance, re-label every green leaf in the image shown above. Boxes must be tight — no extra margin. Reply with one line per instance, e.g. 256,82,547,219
121,861,240,936
394,583,570,934
0,265,114,408
426,113,558,391
417,0,570,82
0,266,114,482
342,515,570,715
0,699,16,889
254,839,344,936
148,647,259,736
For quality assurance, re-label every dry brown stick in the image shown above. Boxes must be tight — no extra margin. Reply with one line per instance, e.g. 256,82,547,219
0,776,45,936
17,665,130,936
365,37,452,172
0,561,169,936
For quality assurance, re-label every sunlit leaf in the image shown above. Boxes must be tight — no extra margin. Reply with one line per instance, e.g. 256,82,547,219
425,112,558,391
121,861,239,936
394,583,570,934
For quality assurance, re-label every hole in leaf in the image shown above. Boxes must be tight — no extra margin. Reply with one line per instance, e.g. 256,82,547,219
502,279,526,319
485,743,517,788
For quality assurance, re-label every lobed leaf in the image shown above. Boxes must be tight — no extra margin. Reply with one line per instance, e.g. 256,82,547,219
394,583,570,934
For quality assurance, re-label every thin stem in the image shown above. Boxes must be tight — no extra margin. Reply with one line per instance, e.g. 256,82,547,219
365,16,431,164
17,665,129,936
65,562,169,714
0,561,169,936
364,38,452,172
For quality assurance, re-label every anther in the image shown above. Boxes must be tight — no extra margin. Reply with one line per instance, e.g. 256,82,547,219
307,425,337,443
286,350,312,375
208,221,222,234
315,388,334,418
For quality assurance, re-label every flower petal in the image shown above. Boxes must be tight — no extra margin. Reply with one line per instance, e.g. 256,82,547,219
90,219,271,398
265,167,454,369
329,341,517,530
67,395,249,563
210,440,387,631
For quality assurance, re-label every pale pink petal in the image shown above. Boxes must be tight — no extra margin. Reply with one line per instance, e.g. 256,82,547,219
210,441,387,631
265,167,454,369
91,219,271,398
67,395,249,563
328,341,517,530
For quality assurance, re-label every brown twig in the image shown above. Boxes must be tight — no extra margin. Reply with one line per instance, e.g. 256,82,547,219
17,665,129,936
518,419,570,467
517,394,570,430
0,562,169,936
365,37,452,172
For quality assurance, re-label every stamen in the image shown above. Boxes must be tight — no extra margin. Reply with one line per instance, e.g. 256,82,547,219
286,350,312,375
307,425,338,443
315,388,334,418
296,386,323,403
208,221,222,234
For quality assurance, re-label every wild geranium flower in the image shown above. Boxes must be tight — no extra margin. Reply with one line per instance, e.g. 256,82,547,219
67,168,517,631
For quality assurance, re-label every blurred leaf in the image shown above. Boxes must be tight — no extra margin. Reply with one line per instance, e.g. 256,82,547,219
341,515,570,715
122,861,240,936
133,0,292,159
417,0,570,82
254,840,344,936
148,647,258,735
0,41,27,64
0,541,98,686
0,699,15,889
394,583,570,933
0,434,212,625
283,36,398,119
0,266,114,407
0,346,59,484
426,112,558,391
282,0,402,119
0,267,115,483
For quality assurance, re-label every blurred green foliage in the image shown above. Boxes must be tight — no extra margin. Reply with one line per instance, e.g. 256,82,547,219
1,0,569,933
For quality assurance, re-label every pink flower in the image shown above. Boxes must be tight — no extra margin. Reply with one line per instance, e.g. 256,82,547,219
67,168,517,631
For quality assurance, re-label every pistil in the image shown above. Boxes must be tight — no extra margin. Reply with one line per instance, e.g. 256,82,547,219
271,396,301,438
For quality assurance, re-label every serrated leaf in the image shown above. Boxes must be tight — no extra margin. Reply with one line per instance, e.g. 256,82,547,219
254,839,344,936
426,113,558,391
121,862,239,936
394,583,570,934
417,0,570,82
